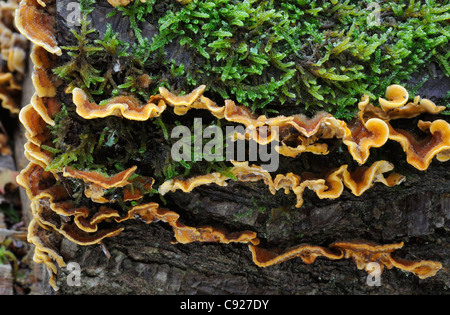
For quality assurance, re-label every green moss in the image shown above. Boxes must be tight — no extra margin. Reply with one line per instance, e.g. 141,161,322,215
50,104,242,206
45,101,235,206
53,16,143,101
53,17,105,95
47,0,449,210
118,0,448,118
56,0,449,118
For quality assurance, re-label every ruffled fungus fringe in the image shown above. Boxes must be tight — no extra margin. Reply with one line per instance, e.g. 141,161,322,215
0,0,29,114
71,82,450,169
249,241,442,280
14,0,60,55
18,162,442,289
159,160,405,208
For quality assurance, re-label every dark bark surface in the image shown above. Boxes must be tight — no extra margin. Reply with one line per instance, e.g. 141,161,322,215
34,159,448,295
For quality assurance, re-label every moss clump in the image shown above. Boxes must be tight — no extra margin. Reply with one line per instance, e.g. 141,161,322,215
53,16,145,101
105,0,450,118
45,0,449,208
54,0,449,119
45,106,239,210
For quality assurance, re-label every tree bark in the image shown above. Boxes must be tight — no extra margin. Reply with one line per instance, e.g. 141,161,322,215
18,0,450,295
37,159,449,295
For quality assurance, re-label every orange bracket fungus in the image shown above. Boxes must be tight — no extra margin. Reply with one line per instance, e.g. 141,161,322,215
14,0,61,55
159,160,405,209
14,0,448,291
30,46,58,98
378,84,409,111
0,0,29,114
250,241,442,280
387,120,450,171
106,0,133,7
19,104,54,167
62,166,138,189
329,241,442,280
72,87,166,120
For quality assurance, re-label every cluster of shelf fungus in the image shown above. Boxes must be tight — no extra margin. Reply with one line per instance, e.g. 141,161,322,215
0,0,28,115
14,0,449,290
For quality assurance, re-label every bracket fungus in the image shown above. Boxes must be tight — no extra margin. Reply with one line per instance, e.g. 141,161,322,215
378,84,409,111
159,160,405,209
72,87,166,120
62,166,138,189
0,0,29,114
19,103,54,167
14,0,448,291
329,241,443,280
250,241,442,280
14,0,61,55
387,120,450,171
106,0,133,7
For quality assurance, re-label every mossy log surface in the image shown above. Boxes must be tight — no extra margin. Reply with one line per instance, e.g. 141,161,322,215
40,81,450,295
22,0,450,295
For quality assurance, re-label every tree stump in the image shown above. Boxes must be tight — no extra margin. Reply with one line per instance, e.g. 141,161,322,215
15,0,450,295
